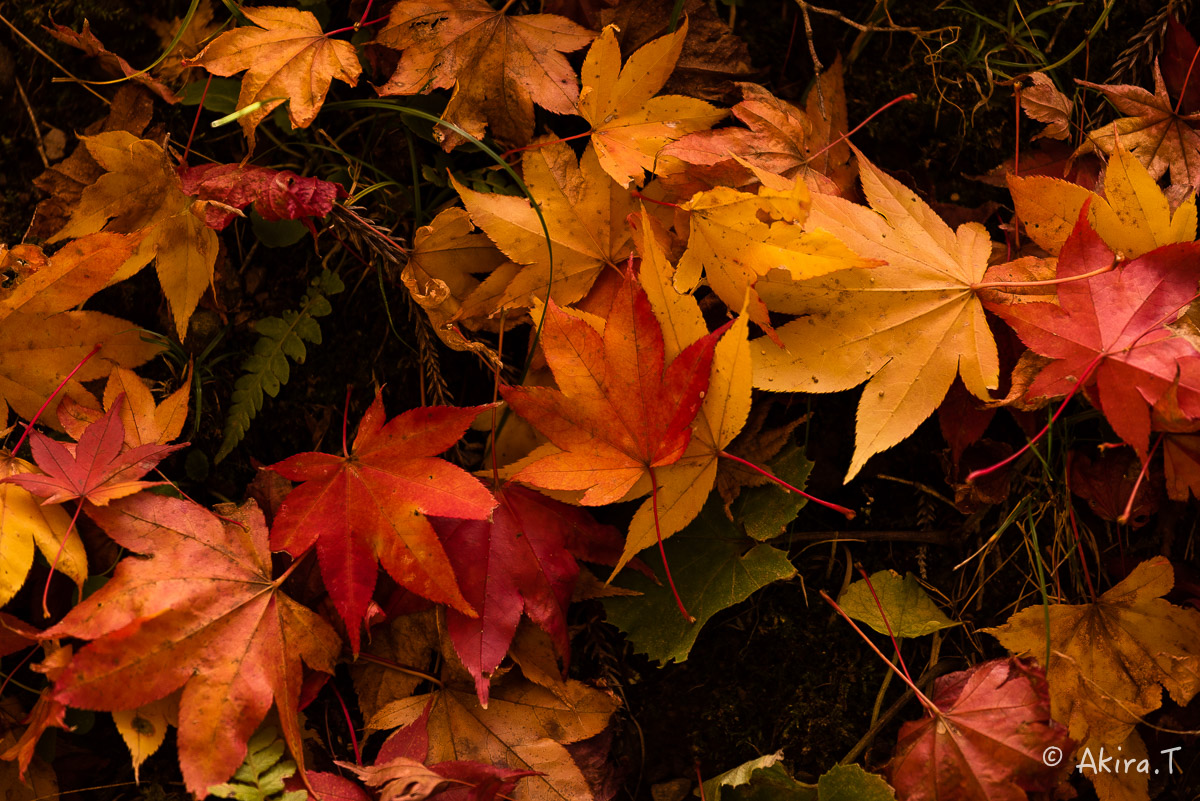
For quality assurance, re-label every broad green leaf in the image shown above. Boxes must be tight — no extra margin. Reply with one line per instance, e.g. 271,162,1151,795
732,445,813,541
700,755,894,801
603,497,795,664
839,570,958,638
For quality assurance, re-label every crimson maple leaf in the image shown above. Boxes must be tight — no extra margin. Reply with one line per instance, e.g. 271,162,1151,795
983,208,1200,458
889,658,1074,801
269,393,496,652
178,163,347,232
500,269,727,505
3,396,183,505
434,484,626,704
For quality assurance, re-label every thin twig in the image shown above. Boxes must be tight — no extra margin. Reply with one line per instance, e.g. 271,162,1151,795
12,75,49,168
0,12,111,105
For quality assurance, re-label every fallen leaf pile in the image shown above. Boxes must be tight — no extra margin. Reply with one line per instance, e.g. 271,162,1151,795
8,3,1200,801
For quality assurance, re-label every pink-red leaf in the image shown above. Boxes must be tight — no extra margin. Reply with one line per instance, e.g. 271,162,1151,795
3,397,183,505
178,163,346,231
436,484,625,705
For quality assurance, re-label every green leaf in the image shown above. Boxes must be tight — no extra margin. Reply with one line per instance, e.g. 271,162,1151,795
249,209,308,248
207,727,301,801
699,755,894,801
838,570,959,638
733,445,814,541
215,269,344,463
603,496,796,665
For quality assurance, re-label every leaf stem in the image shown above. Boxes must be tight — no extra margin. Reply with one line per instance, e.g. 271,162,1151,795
970,259,1115,290
354,651,442,687
11,343,102,455
182,74,212,165
330,683,362,766
500,130,591,160
807,93,916,163
649,466,694,623
42,500,85,617
1119,434,1162,526
854,564,917,688
818,590,937,715
718,451,855,519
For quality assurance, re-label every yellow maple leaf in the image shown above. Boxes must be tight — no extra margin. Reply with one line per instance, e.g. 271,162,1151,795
987,557,1200,748
0,454,87,608
753,149,998,481
49,131,219,341
1009,145,1197,258
375,0,593,150
579,22,726,187
59,368,191,449
674,175,874,337
0,235,159,429
453,139,635,313
616,209,750,571
188,5,361,148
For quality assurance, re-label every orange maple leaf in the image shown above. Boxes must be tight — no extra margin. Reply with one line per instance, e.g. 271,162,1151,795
189,6,361,148
45,496,341,796
500,268,727,506
375,0,593,150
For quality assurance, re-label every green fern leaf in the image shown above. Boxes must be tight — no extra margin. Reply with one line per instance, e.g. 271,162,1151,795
216,269,344,463
207,727,308,801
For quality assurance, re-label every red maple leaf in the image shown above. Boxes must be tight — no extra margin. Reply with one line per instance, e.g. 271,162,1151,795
889,658,1074,801
269,393,496,651
500,268,726,505
2,396,183,505
983,209,1200,458
178,163,346,232
434,483,626,704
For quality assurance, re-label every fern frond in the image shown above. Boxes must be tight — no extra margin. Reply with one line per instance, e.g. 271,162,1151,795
215,269,345,463
207,727,307,801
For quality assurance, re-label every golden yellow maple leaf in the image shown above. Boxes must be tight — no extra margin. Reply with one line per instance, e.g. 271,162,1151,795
754,149,997,481
0,454,87,608
579,22,726,187
49,131,219,340
0,235,159,429
59,368,191,449
616,209,750,571
674,175,874,337
987,557,1200,748
1009,146,1197,258
375,0,593,150
112,694,177,782
188,5,361,148
453,139,636,313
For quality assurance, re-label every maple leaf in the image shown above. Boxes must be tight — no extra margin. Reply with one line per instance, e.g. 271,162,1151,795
269,393,496,652
188,6,361,149
615,212,750,568
435,483,625,704
375,0,593,150
1020,72,1073,141
3,398,183,507
1008,145,1197,258
673,174,876,338
339,755,535,801
1077,61,1200,188
45,495,341,797
987,556,1200,747
984,211,1200,458
369,659,617,801
178,163,347,232
0,645,73,781
59,367,192,449
500,268,725,506
753,149,998,481
0,454,87,607
44,20,179,104
578,22,726,186
453,140,636,313
48,131,220,340
663,59,854,195
888,658,1074,801
0,234,157,428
